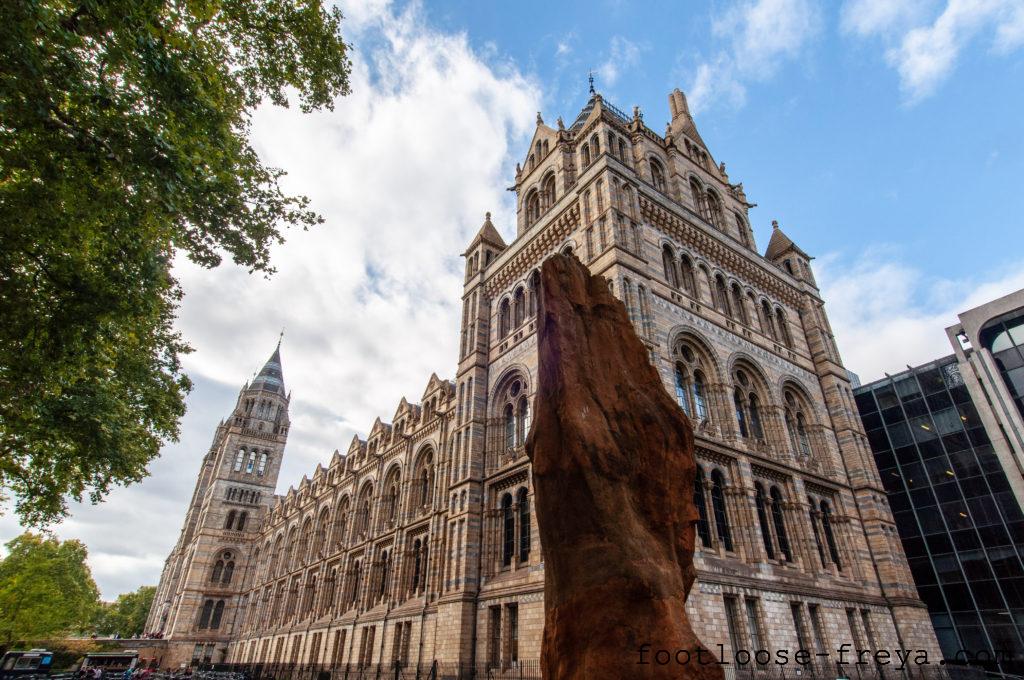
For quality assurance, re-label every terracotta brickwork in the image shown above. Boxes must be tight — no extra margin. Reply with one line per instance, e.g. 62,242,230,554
148,86,941,670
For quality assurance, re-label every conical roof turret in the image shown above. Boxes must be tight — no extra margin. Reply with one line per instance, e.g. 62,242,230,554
250,338,286,395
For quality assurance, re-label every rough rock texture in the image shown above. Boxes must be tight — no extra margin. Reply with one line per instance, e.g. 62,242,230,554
526,254,724,680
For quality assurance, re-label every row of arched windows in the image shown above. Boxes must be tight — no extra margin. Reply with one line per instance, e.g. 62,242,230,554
497,271,541,339
226,487,261,504
524,174,557,227
501,487,531,567
224,510,248,531
209,551,235,584
661,244,795,349
233,447,270,476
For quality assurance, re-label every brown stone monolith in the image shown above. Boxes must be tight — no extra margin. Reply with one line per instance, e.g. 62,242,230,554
526,253,724,680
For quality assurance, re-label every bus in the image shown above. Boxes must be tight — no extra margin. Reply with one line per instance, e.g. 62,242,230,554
80,653,139,676
0,650,54,679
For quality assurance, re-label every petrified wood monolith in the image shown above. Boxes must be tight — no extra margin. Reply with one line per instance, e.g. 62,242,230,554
526,254,724,680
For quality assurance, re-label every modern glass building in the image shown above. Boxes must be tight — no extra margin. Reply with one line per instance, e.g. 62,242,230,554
855,355,1024,676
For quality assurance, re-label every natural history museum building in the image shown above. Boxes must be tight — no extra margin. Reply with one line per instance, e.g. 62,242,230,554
146,86,943,670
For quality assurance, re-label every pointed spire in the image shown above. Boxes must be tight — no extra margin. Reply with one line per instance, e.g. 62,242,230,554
463,211,507,254
764,220,811,261
588,71,595,94
250,338,286,395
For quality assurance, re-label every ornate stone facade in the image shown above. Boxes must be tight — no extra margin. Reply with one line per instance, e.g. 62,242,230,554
148,86,942,670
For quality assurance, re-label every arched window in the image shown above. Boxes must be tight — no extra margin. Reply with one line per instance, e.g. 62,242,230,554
674,363,691,416
526,190,541,226
735,213,749,245
663,245,679,288
210,600,225,629
714,276,731,316
692,371,708,421
776,309,792,347
710,470,733,551
591,133,600,154
749,394,764,440
386,477,400,523
234,449,245,471
693,466,711,547
416,450,434,508
821,501,842,568
770,486,792,562
581,143,591,167
246,450,257,474
236,512,247,532
334,498,351,548
198,599,214,629
257,452,268,476
513,287,525,327
796,413,811,456
650,159,666,192
211,560,224,583
378,550,390,599
222,560,234,584
754,483,774,559
730,284,748,324
680,255,696,296
412,539,423,594
734,388,748,438
618,138,627,163
809,497,826,568
502,493,515,567
498,299,511,338
225,510,236,530
528,270,541,318
761,301,776,340
349,560,362,607
706,191,724,229
541,173,556,209
516,397,530,445
517,487,531,562
504,403,515,450
690,178,706,218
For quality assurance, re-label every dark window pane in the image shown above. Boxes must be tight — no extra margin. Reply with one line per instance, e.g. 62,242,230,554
919,367,946,395
976,445,1001,472
935,555,965,583
996,491,1024,522
911,415,937,442
909,556,938,584
942,583,974,611
910,485,935,507
933,408,964,435
874,449,896,469
927,391,953,411
1006,366,1024,398
970,580,1004,610
1008,521,1024,544
934,482,962,503
867,427,890,451
919,438,946,459
904,398,929,418
950,384,972,404
968,496,1001,526
876,385,899,410
883,406,906,425
994,347,1024,372
949,449,982,478
896,444,919,465
917,584,947,612
960,550,993,581
902,536,927,558
888,421,913,448
943,431,970,453
952,529,981,551
926,457,955,484
888,491,911,513
942,500,972,530
894,510,921,537
988,473,1011,493
927,533,954,553
861,411,883,431
896,376,923,401
988,547,1024,578
881,468,905,493
855,391,878,414
902,462,925,489
980,524,1011,546
960,476,992,499
969,426,991,446
919,509,947,534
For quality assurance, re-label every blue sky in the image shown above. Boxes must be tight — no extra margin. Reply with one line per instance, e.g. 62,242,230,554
3,0,1024,599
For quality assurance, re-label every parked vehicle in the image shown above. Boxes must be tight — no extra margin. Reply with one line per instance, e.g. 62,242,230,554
0,650,54,679
80,655,138,675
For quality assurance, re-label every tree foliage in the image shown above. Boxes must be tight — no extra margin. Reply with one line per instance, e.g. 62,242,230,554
0,532,101,646
93,585,155,639
0,0,351,524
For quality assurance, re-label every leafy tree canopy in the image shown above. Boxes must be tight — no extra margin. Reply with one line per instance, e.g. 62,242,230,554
0,0,351,524
93,585,155,639
0,532,100,646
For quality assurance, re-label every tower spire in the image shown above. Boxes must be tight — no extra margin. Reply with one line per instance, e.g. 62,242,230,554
251,337,286,395
588,71,595,94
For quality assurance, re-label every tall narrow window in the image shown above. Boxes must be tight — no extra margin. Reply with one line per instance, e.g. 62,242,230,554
711,470,733,551
257,453,268,476
502,494,514,567
755,484,774,559
749,394,764,440
797,413,811,456
504,404,515,450
663,246,679,288
734,388,748,438
821,501,842,568
776,309,792,347
210,600,225,629
770,486,792,562
499,300,511,338
723,597,743,657
692,372,708,421
234,449,245,471
513,288,525,327
224,511,236,530
650,160,666,192
744,599,764,654
680,256,696,295
517,397,530,446
198,600,213,629
674,364,691,415
246,451,256,474
809,497,826,567
412,539,422,594
518,487,531,562
791,603,810,651
693,467,711,547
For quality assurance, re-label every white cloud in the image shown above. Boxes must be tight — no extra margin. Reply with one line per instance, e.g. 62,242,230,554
685,0,822,114
817,247,1024,383
0,0,540,599
842,0,1024,103
596,36,642,87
